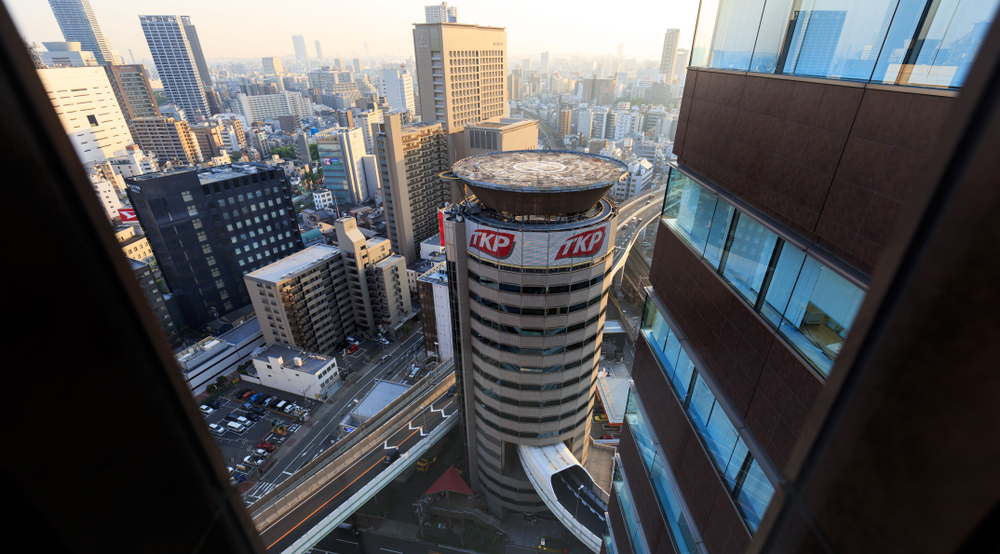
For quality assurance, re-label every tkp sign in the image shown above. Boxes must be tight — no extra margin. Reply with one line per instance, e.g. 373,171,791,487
469,229,515,258
554,227,607,260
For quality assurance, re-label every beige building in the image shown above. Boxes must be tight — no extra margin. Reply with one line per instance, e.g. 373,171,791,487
106,64,161,131
191,123,227,159
245,245,354,355
131,116,203,165
262,57,284,75
367,255,412,330
463,117,538,158
375,114,450,263
115,225,155,263
412,22,507,162
558,108,572,136
37,66,132,163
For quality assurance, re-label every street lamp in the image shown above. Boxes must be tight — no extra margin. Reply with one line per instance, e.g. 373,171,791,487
575,484,586,523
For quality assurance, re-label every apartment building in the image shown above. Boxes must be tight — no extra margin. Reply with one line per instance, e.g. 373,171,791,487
232,91,312,122
130,258,181,347
131,116,202,165
139,15,210,122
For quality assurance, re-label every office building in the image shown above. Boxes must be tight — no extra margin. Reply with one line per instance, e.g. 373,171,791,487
245,245,353,354
463,117,538,157
315,41,323,63
540,51,549,73
250,343,341,400
107,64,161,125
606,1,991,553
315,126,373,205
356,109,383,154
231,91,312,122
558,108,572,136
110,144,160,177
46,0,114,65
39,41,97,67
581,77,616,105
412,22,507,160
139,15,210,122
262,57,284,75
659,28,680,80
37,66,131,163
425,2,458,23
375,115,449,263
91,175,122,221
292,35,308,66
124,163,304,329
115,224,155,264
442,151,626,517
335,217,413,338
130,116,202,165
378,68,416,118
130,259,181,347
673,48,689,83
179,16,211,90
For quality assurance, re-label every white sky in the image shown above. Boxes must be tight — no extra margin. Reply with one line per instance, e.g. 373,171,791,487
4,0,700,64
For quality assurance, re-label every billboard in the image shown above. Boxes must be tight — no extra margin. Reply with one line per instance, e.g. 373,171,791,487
119,208,137,223
465,218,614,267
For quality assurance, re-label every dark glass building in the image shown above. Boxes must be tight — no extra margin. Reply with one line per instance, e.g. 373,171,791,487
608,1,999,553
126,163,304,330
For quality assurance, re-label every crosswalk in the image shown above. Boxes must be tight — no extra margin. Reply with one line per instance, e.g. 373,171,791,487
245,480,279,499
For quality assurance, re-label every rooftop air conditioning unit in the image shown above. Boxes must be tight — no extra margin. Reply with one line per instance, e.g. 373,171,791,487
293,357,304,366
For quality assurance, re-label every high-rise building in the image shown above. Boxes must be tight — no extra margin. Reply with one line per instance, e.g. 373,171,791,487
659,28,680,80
558,108,572,136
413,23,507,161
292,35,308,66
424,2,458,23
245,245,353,353
46,0,114,65
507,70,521,101
355,109,383,154
37,66,131,163
190,122,227,159
375,114,449,263
130,259,182,347
139,15,210,123
130,116,202,165
378,68,415,118
125,163,304,329
179,16,211,89
231,91,312,122
540,51,549,73
262,57,284,75
314,41,323,63
673,48,689,83
315,126,373,205
442,151,627,517
106,64,160,123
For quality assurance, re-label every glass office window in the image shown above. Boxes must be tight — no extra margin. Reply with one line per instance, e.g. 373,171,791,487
736,459,776,530
663,170,719,256
704,199,736,270
722,215,778,305
691,0,768,70
613,465,651,554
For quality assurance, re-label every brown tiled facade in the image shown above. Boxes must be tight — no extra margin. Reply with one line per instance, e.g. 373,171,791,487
674,69,954,276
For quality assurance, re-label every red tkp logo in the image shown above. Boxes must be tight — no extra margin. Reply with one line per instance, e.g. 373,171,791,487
119,208,137,222
554,227,606,260
469,229,515,258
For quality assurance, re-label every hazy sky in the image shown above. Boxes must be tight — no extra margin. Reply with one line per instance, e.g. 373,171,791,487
5,0,699,64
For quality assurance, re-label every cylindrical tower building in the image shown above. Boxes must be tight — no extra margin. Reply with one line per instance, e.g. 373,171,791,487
443,151,627,516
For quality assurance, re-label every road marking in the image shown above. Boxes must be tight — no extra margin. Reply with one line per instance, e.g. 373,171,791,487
282,471,294,476
336,539,357,544
381,549,403,554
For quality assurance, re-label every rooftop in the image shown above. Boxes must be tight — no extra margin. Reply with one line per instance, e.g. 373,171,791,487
253,343,335,376
418,261,448,285
246,245,341,283
354,380,411,419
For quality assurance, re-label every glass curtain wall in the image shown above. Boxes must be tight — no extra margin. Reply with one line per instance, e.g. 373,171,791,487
690,0,1000,89
661,168,865,377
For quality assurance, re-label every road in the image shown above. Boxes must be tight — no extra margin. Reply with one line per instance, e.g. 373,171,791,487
613,188,664,267
259,391,458,552
245,330,428,502
309,530,479,554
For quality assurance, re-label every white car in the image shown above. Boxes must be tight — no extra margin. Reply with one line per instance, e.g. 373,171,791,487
199,405,214,415
244,455,262,466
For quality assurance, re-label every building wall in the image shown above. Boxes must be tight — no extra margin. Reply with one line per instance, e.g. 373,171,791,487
131,116,202,165
38,67,132,163
139,15,210,122
674,68,955,275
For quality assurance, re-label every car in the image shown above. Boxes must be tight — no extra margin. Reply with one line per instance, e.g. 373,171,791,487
594,414,609,423
447,385,457,397
346,337,360,345
380,354,391,362
250,393,265,405
223,414,239,423
245,412,262,422
241,402,253,411
383,448,399,465
347,344,359,354
208,423,226,436
250,406,266,416
262,396,277,407
199,405,215,415
206,399,222,410
284,403,298,414
257,442,276,453
244,455,262,466
240,390,255,401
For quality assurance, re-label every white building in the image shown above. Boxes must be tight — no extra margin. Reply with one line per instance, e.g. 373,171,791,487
378,68,415,119
37,66,132,163
313,189,334,211
355,109,383,155
109,144,159,178
233,92,313,122
417,261,453,361
91,176,122,221
424,2,458,23
39,41,99,67
613,158,654,199
176,320,265,395
250,343,341,400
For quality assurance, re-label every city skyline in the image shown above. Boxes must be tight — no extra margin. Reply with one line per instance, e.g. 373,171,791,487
8,0,699,63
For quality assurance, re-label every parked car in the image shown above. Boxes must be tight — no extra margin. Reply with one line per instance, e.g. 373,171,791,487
208,423,226,436
245,412,262,422
447,385,457,397
594,414,609,423
223,414,239,423
284,403,298,414
240,390,255,401
347,344,359,354
262,396,277,407
199,405,215,415
250,406,266,416
257,442,276,453
250,393,265,405
206,399,222,410
244,455,262,466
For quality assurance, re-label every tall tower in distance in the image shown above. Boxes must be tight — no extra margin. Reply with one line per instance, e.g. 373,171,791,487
315,40,323,63
292,35,308,66
139,15,210,123
660,28,680,80
180,16,212,89
541,51,549,73
425,2,458,23
47,0,114,65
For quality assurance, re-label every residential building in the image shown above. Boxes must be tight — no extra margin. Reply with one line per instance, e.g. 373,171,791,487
442,151,627,517
292,35,308,66
378,68,415,118
191,122,227,159
115,224,155,264
356,109,383,154
607,1,991,553
231,91,312,122
315,126,373,205
611,158,653,200
540,51,549,73
659,29,680,80
375,115,449,263
315,41,323,63
558,108,572,136
245,245,353,354
249,128,269,157
313,190,333,211
106,64,161,132
110,144,160,178
262,57,284,75
581,77,616,105
139,15,210,122
124,163,304,329
590,107,616,140
366,254,412,332
425,2,458,23
416,260,452,361
250,343,341,400
39,41,97,67
37,66,132,163
463,117,538,157
412,22,507,161
91,175,121,221
507,70,521,101
179,16,211,90
130,259,181,347
46,0,114,65
131,116,202,165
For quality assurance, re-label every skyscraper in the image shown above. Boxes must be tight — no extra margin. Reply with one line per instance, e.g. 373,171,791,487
659,28,680,79
378,67,416,118
46,0,114,65
442,151,627,517
541,51,549,73
781,10,848,77
412,22,507,159
292,35,308,66
139,15,210,123
180,16,211,89
315,40,323,63
262,57,284,75
315,126,373,205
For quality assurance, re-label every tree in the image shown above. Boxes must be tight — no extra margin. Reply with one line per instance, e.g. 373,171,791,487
215,375,228,388
206,384,217,394
270,146,295,159
309,143,319,160
229,154,241,163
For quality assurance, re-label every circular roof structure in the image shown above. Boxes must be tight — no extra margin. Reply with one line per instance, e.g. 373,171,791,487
452,151,628,215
